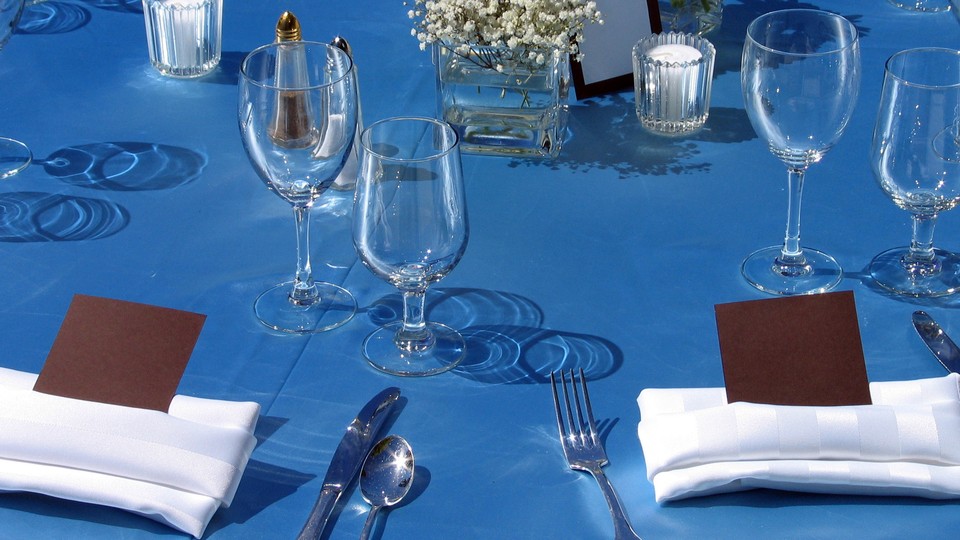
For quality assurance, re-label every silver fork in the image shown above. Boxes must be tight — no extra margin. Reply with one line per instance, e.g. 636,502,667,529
551,369,642,540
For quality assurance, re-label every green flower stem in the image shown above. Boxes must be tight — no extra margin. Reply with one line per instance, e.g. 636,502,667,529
670,0,713,12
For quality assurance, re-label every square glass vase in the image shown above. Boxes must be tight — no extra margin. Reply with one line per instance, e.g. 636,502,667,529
434,43,570,159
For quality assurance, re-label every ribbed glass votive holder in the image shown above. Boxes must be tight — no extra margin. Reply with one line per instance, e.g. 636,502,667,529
632,32,716,135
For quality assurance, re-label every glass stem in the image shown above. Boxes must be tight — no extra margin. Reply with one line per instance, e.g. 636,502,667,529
395,290,435,353
903,213,941,276
909,214,938,261
778,167,807,265
289,205,318,306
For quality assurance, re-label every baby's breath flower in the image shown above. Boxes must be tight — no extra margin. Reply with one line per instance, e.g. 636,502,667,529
408,0,602,71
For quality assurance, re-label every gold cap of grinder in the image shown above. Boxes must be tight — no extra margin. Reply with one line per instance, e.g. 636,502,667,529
275,11,302,42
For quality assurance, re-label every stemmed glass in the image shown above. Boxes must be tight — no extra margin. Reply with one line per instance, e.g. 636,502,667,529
869,48,960,297
740,9,860,295
239,41,358,333
0,0,30,179
353,117,468,376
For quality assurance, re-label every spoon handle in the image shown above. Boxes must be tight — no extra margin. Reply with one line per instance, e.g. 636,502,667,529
359,505,381,540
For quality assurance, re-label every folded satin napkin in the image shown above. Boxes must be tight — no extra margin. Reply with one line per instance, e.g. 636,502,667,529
637,373,960,502
0,367,259,538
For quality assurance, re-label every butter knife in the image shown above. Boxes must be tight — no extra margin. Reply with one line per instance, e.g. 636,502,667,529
297,387,401,540
912,310,960,373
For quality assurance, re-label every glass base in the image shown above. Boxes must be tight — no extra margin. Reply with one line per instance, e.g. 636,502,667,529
741,245,842,295
0,137,32,179
869,247,960,297
639,114,708,136
254,281,356,334
362,321,466,377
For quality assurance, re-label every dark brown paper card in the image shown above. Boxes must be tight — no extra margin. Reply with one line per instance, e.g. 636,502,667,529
33,294,206,412
715,291,871,406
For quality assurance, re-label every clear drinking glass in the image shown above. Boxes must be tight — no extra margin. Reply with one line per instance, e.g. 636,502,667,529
353,117,469,377
0,0,30,179
869,48,960,297
740,9,860,295
239,41,358,333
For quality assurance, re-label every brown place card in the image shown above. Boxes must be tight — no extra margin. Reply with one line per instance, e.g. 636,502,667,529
715,290,872,406
33,294,206,412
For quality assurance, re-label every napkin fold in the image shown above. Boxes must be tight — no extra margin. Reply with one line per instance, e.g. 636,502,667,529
0,367,259,538
637,373,960,502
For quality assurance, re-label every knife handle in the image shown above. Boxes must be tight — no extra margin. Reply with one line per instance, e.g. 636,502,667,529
296,485,340,540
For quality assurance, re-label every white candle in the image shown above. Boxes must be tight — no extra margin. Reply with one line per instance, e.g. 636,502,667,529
645,43,703,64
644,43,703,122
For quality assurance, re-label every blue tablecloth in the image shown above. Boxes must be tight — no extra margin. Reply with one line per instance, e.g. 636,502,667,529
1,0,959,538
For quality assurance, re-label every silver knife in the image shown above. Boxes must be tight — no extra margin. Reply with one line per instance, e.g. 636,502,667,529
297,387,401,540
912,310,960,373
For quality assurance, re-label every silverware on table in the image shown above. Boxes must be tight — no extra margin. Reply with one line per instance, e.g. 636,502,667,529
297,387,401,540
358,435,415,540
551,369,642,540
913,310,960,374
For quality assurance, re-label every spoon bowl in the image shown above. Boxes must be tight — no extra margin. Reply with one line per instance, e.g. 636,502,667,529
359,435,415,539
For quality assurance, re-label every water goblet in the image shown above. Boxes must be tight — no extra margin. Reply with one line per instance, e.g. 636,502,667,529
238,41,358,333
740,9,861,295
353,117,468,377
869,48,960,297
0,0,31,179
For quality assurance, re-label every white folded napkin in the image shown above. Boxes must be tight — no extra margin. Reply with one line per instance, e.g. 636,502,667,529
0,367,259,538
637,373,960,502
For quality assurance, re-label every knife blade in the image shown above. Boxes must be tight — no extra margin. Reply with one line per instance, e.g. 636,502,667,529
297,387,401,540
912,310,960,373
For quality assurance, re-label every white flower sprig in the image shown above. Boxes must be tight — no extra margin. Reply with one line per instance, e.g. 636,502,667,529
407,0,602,71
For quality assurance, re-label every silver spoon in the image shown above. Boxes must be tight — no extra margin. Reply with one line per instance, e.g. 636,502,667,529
359,435,415,540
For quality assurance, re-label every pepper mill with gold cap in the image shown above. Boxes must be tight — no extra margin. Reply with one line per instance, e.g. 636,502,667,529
269,12,316,148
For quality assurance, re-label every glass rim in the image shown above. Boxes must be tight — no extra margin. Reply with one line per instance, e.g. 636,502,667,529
360,116,460,162
885,47,960,89
633,32,716,68
745,9,859,58
239,41,354,91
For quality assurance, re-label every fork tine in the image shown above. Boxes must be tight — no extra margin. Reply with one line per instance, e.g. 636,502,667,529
550,371,568,440
568,369,586,444
577,368,600,445
561,370,580,442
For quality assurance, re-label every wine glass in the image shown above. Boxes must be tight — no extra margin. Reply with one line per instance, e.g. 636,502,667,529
869,48,960,297
353,117,468,376
740,9,860,295
239,41,358,333
0,0,30,179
